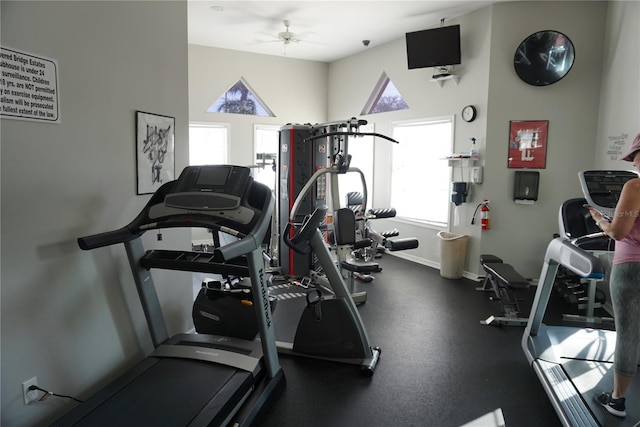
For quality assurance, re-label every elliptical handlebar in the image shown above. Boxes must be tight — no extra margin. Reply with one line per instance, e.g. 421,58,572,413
283,206,328,255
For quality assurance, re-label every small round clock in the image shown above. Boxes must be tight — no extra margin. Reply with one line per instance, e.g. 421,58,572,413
462,105,477,122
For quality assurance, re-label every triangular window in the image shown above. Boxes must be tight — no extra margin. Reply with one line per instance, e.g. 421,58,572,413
361,72,409,115
208,77,275,117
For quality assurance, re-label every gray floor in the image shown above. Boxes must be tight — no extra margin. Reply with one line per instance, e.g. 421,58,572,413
260,254,566,427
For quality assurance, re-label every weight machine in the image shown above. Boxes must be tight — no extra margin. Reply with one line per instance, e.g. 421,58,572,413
277,117,401,303
345,191,419,275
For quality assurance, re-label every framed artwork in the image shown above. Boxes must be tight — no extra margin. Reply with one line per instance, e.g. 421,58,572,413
507,120,549,169
136,111,175,194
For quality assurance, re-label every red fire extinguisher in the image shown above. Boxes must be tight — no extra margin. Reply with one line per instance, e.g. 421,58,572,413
480,200,491,230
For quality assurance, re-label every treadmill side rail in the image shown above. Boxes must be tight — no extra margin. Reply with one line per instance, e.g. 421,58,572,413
533,360,598,427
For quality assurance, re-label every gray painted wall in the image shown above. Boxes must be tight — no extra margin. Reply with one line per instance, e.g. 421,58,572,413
188,44,329,166
327,1,619,279
1,1,189,425
481,1,607,278
328,6,494,272
594,1,640,170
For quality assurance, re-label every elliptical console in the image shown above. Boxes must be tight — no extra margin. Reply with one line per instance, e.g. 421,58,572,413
579,170,638,220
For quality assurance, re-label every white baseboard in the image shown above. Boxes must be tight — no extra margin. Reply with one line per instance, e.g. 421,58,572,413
388,251,481,282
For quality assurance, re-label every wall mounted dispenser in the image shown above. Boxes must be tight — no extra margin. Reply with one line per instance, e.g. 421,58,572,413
452,182,468,206
514,171,539,204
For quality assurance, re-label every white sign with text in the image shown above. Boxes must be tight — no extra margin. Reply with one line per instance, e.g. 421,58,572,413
1,46,60,123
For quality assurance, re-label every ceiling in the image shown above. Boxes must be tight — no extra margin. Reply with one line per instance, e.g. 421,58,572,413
188,1,499,63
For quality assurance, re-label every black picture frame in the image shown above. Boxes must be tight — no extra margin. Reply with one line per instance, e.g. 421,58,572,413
136,111,175,195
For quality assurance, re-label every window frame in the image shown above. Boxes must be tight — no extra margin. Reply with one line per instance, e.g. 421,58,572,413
253,124,281,192
188,121,229,166
390,116,455,228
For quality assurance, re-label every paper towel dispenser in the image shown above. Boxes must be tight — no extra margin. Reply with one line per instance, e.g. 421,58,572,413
514,171,539,204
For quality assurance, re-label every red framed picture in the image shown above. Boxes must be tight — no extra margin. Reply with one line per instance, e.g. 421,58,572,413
508,120,549,169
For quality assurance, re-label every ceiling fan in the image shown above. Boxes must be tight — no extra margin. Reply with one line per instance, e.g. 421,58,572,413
276,20,299,45
256,19,321,55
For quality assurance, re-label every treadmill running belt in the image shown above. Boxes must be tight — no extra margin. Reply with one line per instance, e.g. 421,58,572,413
53,357,254,426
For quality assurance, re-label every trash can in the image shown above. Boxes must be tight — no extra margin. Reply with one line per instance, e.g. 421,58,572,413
437,231,469,279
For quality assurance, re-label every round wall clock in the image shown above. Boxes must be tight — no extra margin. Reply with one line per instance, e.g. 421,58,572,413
462,105,477,122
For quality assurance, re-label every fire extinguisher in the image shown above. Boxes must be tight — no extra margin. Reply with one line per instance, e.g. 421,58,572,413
472,200,491,230
480,200,491,230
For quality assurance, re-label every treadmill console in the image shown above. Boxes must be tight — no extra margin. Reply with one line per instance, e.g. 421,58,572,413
579,170,638,220
165,165,251,211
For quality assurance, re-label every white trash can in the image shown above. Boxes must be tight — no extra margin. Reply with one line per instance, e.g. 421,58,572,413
437,231,469,279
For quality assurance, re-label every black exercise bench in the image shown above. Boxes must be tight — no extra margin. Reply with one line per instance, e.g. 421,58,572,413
477,254,530,326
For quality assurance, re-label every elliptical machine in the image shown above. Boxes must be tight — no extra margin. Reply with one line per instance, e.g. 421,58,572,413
276,119,387,374
280,160,381,375
193,118,384,375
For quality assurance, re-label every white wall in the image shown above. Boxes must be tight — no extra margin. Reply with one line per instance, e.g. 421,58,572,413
189,44,329,166
328,6,493,270
481,0,608,278
188,45,328,243
328,1,613,279
594,1,640,169
0,2,189,426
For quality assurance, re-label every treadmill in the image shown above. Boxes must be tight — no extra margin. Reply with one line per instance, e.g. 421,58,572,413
522,170,639,427
52,165,285,426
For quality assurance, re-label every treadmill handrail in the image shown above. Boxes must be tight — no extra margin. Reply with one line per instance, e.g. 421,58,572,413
78,226,142,250
78,179,274,263
524,237,605,337
544,237,605,279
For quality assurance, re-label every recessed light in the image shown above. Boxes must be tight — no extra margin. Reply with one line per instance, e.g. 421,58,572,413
210,5,224,12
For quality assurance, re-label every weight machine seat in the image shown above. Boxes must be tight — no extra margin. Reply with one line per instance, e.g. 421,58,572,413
481,257,529,291
334,208,380,274
341,258,381,274
346,192,365,215
479,254,503,265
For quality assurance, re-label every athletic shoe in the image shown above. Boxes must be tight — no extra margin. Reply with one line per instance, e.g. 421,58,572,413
594,391,626,417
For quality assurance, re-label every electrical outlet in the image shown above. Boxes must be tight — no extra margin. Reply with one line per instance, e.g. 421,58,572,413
22,377,38,405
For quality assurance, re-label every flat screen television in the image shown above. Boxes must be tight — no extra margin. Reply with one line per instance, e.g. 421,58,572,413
406,24,461,70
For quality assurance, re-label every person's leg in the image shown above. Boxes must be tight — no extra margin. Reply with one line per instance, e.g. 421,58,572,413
595,262,640,417
613,373,633,399
610,262,640,395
